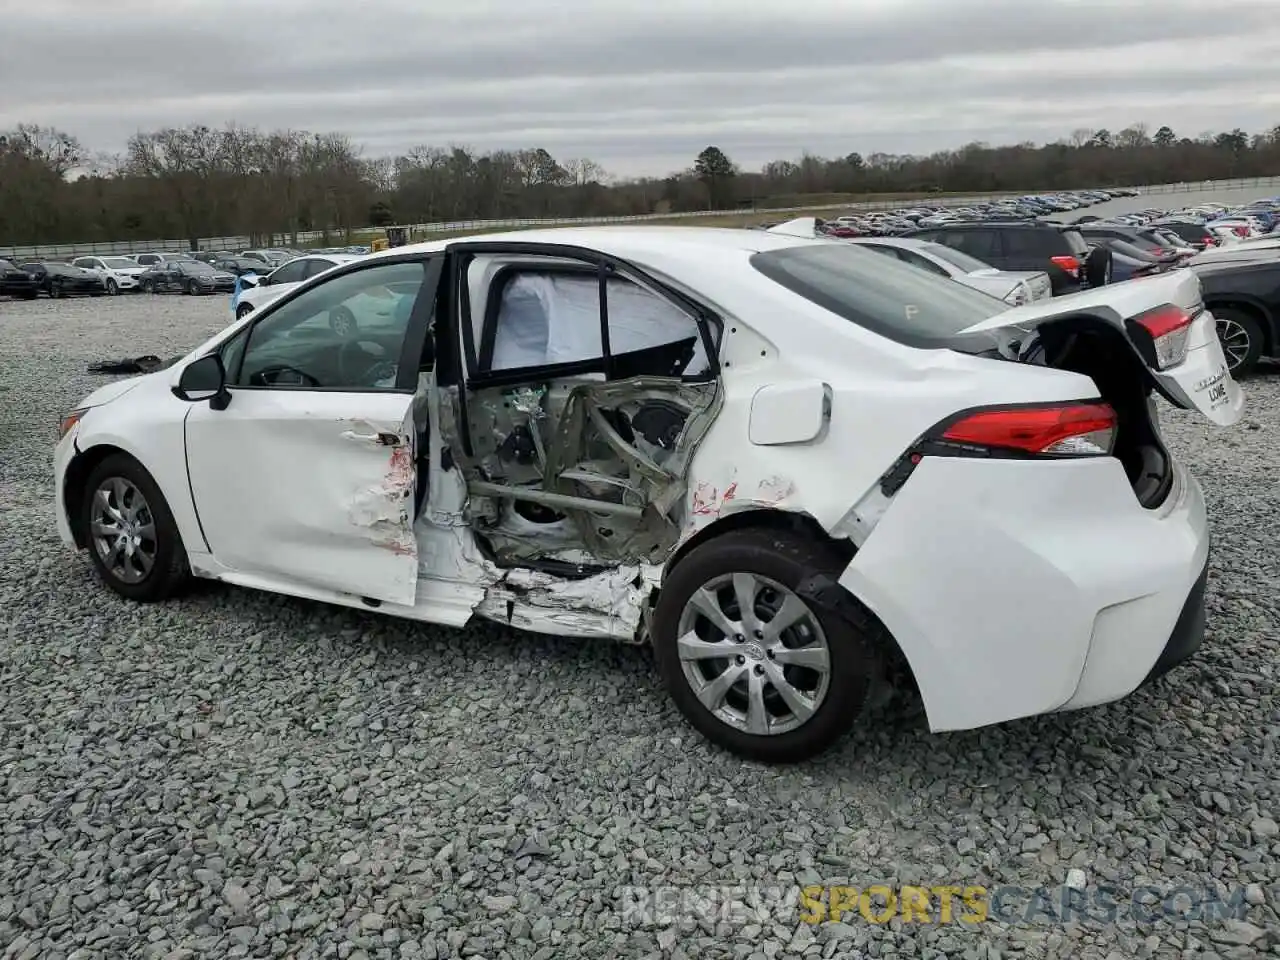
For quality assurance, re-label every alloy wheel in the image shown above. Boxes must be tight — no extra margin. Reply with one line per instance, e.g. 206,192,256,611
1217,316,1251,372
675,572,831,736
89,477,157,585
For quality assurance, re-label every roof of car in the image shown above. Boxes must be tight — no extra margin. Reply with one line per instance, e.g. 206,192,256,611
365,226,819,267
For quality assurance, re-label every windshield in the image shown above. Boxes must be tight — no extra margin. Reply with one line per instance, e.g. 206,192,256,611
102,257,135,269
921,243,992,273
750,243,1004,346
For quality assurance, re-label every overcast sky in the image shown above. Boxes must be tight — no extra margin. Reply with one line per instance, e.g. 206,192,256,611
4,0,1280,179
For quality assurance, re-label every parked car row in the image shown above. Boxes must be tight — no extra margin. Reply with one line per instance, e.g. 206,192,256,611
787,188,1142,239
770,189,1280,376
0,244,378,299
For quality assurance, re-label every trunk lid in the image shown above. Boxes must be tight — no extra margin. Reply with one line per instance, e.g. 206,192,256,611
952,269,1244,426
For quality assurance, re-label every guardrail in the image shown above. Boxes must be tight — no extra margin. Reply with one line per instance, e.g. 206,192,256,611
5,176,1279,260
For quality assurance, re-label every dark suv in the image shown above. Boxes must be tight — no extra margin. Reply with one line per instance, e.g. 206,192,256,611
905,222,1099,295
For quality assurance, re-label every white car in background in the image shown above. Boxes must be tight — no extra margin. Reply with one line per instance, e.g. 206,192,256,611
52,227,1241,763
769,219,1052,304
847,236,1052,305
71,255,149,295
233,254,362,318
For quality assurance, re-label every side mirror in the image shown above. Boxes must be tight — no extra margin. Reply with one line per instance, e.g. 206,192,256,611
173,353,231,409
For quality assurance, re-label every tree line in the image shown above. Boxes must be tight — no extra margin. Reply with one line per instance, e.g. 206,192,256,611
2,121,1280,247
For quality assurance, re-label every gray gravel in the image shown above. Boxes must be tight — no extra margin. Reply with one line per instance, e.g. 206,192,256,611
1,292,1279,960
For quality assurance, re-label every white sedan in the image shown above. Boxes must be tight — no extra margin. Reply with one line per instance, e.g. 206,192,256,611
846,236,1053,304
71,255,149,295
770,218,1051,304
53,227,1242,762
232,253,362,318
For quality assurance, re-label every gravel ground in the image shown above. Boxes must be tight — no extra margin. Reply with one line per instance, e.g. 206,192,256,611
1,292,1278,960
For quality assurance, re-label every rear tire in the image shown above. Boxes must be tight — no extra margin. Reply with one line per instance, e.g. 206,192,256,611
652,528,882,763
236,302,254,320
81,453,191,603
1214,307,1264,376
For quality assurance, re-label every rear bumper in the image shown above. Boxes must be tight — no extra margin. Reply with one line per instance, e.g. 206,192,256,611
838,455,1210,731
1141,556,1208,685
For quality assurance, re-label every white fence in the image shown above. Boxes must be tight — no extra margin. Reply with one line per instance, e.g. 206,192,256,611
5,175,1279,261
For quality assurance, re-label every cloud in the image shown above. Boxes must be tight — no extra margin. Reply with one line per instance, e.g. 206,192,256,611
3,0,1279,176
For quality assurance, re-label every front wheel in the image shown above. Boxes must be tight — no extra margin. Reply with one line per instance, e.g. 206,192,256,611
140,280,153,294
106,279,119,296
236,302,254,320
81,454,190,602
49,281,63,299
1215,307,1264,377
651,528,882,763
187,280,200,296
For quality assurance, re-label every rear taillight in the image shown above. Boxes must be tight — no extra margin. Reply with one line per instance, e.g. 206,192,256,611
1233,226,1248,237
940,403,1117,457
1129,303,1193,370
878,402,1118,495
1049,254,1081,276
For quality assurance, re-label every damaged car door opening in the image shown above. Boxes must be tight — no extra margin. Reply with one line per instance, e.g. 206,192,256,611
55,226,1242,763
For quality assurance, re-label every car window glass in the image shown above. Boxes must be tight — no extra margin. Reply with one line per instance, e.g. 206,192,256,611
897,248,952,276
858,244,905,261
1060,230,1090,257
303,258,335,279
750,244,1003,345
269,261,309,285
923,243,991,273
482,267,710,377
236,259,426,390
954,230,1000,259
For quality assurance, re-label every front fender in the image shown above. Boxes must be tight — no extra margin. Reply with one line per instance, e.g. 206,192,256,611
68,407,207,557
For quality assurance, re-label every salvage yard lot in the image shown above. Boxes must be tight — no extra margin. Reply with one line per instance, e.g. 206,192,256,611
1,293,1279,959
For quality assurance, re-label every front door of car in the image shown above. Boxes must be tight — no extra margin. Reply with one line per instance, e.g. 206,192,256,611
181,254,441,605
434,241,723,570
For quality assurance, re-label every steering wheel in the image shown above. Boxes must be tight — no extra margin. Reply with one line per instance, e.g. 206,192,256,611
249,363,321,387
338,338,398,386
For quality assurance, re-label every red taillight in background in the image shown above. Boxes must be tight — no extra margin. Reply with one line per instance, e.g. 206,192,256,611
940,402,1118,456
1233,226,1249,237
1049,254,1082,277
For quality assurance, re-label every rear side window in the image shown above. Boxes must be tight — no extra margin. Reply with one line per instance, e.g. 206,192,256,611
749,244,1004,347
1059,230,1090,257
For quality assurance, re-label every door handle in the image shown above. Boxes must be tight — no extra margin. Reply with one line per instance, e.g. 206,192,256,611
341,430,403,446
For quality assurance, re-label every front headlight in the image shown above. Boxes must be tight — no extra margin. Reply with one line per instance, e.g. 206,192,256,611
59,408,88,439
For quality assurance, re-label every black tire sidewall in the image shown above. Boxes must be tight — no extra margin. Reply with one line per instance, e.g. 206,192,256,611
1216,308,1264,376
81,453,189,602
652,529,878,763
106,279,118,295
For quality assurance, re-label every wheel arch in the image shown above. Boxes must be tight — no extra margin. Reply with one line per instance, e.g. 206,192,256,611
63,443,166,549
659,506,922,707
